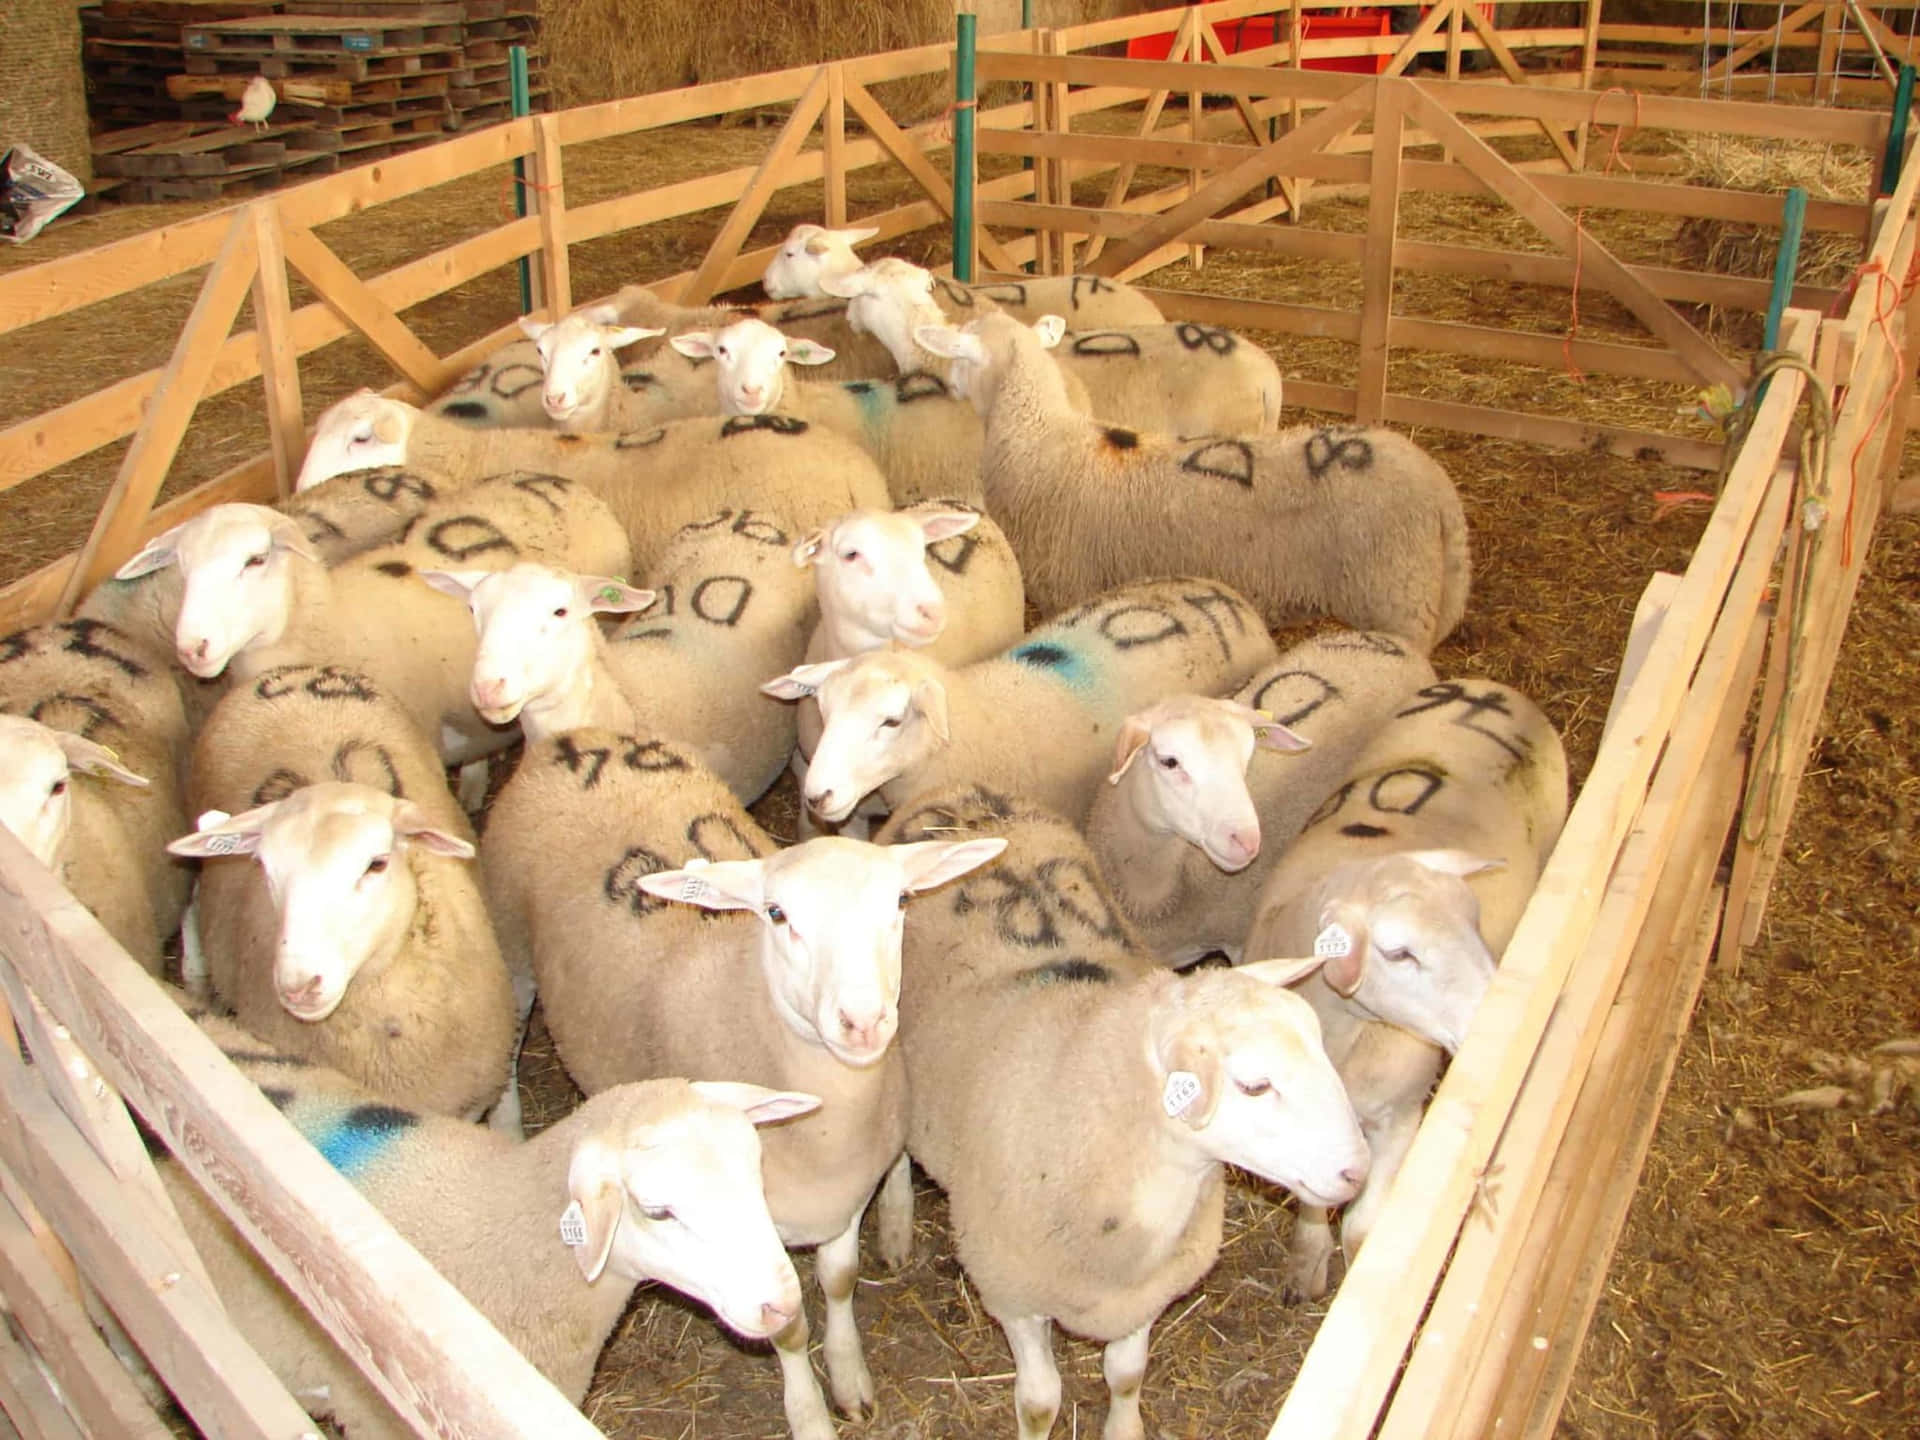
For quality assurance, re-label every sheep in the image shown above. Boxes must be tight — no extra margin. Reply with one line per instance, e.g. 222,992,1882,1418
113,475,630,768
873,784,1369,1440
826,257,1282,434
762,576,1279,831
0,618,193,962
765,221,1167,331
481,726,1006,1438
916,312,1470,649
1086,629,1441,967
427,506,818,805
163,1001,817,1440
290,390,893,579
1239,677,1570,1300
169,662,519,1123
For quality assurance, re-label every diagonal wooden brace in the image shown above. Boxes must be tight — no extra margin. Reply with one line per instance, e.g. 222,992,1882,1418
281,221,448,394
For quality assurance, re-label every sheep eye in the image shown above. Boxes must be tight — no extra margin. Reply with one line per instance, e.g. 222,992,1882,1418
49,778,67,797
244,552,269,569
880,715,903,730
589,347,603,359
766,902,787,925
839,550,860,564
1156,753,1180,771
365,855,389,876
1235,1078,1271,1097
897,890,910,910
717,345,730,359
553,606,570,619
1384,947,1417,965
640,1204,674,1223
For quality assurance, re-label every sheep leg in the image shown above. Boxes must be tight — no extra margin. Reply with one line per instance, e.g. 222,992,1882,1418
875,1150,914,1269
179,891,209,1000
1283,1204,1335,1303
487,977,537,1140
1100,1321,1153,1440
816,1199,875,1419
455,757,490,813
1340,1105,1423,1261
999,1312,1062,1440
770,1308,836,1440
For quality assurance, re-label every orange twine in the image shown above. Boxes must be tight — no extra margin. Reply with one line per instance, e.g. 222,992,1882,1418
501,168,562,219
937,97,978,145
1565,90,1643,381
1834,248,1919,565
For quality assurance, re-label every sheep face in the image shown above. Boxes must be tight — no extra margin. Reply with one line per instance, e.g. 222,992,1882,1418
1152,962,1370,1209
422,564,654,727
762,222,878,300
914,311,1066,413
670,317,832,416
820,257,942,372
521,311,663,425
762,650,949,825
296,390,416,492
1310,850,1504,1055
168,783,474,1021
638,835,1005,1067
794,506,979,653
0,716,149,868
566,1082,817,1339
1108,697,1310,873
115,505,320,679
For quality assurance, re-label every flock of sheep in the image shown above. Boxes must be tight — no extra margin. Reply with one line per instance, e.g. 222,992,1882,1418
0,220,1575,1440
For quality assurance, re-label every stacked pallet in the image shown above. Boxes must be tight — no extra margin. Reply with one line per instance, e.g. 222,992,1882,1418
80,0,275,129
90,118,335,200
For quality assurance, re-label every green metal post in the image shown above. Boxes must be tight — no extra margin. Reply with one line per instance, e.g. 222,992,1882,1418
511,44,534,314
1763,187,1807,353
954,10,978,283
1881,64,1915,196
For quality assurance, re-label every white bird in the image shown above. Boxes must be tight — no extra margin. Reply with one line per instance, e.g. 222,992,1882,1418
232,75,276,132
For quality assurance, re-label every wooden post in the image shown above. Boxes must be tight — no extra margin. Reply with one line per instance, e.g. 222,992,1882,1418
247,202,303,501
825,63,848,228
530,113,572,318
1357,79,1406,422
54,212,260,614
1044,28,1071,274
1579,0,1604,166
1185,8,1205,272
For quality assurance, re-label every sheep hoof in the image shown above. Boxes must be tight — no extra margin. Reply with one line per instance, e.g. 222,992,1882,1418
1280,1255,1331,1305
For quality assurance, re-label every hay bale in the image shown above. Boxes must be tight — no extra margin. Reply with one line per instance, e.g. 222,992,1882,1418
0,0,92,185
1673,133,1869,286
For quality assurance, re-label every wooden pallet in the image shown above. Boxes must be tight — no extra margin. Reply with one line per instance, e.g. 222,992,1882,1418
182,45,462,81
91,122,307,177
113,148,336,201
167,71,359,104
286,110,445,150
184,14,464,51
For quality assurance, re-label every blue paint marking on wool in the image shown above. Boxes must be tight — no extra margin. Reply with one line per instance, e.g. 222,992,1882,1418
842,380,885,428
310,1103,418,1179
1010,639,1092,691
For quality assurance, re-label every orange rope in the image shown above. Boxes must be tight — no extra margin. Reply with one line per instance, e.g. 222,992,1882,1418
936,97,978,145
1564,90,1643,381
501,169,562,219
1837,248,1920,564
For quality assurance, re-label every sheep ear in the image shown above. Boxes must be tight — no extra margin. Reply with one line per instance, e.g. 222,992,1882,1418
913,506,980,544
1409,848,1505,878
835,225,881,246
1106,715,1153,785
54,735,150,789
802,233,834,257
605,325,664,350
913,325,980,362
167,803,275,859
1152,1017,1222,1130
391,801,475,859
581,578,655,615
518,317,553,342
417,568,489,603
268,514,324,565
1311,907,1367,996
1243,708,1312,754
760,658,849,701
639,856,766,913
578,302,624,326
786,339,837,366
690,1081,822,1127
790,528,828,569
912,677,951,745
893,836,1007,894
670,331,717,360
1237,956,1327,989
564,1149,624,1284
114,525,185,581
817,268,869,299
1030,315,1067,349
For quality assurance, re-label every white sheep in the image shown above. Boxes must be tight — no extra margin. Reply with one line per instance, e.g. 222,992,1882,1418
874,785,1368,1440
170,663,518,1123
165,1001,817,1440
0,617,193,967
482,727,1005,1438
1086,629,1440,966
762,222,1166,329
762,576,1279,830
1240,677,1570,1300
428,506,817,805
916,312,1470,649
826,257,1282,434
291,390,893,579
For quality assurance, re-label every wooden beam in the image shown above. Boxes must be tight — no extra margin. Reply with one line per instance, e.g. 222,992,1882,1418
280,222,448,393
1457,1,1581,168
684,67,831,304
247,202,304,502
1356,80,1406,421
1399,84,1743,391
824,63,848,228
1088,84,1373,277
530,114,572,318
0,1317,86,1440
53,212,259,614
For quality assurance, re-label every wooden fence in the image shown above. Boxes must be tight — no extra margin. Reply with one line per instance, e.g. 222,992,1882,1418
0,1,1913,1436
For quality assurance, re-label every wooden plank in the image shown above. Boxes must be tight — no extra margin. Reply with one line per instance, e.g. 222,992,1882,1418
1458,1,1581,168
0,1317,85,1440
1382,392,1724,470
1269,310,1814,1440
0,1173,174,1440
1399,84,1743,391
280,221,448,393
0,826,606,1440
684,66,830,304
1089,84,1374,277
248,202,305,502
53,213,259,615
824,63,847,229
530,113,572,318
1602,572,1684,745
1356,80,1406,422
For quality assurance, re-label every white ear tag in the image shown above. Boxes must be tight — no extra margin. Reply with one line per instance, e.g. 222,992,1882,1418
558,1200,588,1248
200,833,250,856
1314,923,1352,959
1162,1070,1202,1118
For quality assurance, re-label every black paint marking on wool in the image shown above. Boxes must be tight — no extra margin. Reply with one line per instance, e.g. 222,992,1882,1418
362,469,435,503
1319,631,1407,657
29,692,118,740
974,282,1028,305
1341,822,1391,838
1017,958,1115,986
1304,429,1375,479
687,811,766,863
510,473,572,514
615,427,668,450
1103,427,1140,451
332,739,405,798
720,413,809,438
1069,274,1115,306
440,400,489,420
251,768,311,807
260,1086,295,1111
1072,332,1141,357
425,517,517,563
61,619,149,679
1181,439,1256,488
895,372,949,404
1248,669,1343,728
689,576,752,627
927,531,980,576
0,629,34,664
1396,682,1530,764
375,560,412,577
490,363,543,399
604,845,671,917
1014,642,1070,668
1174,323,1236,356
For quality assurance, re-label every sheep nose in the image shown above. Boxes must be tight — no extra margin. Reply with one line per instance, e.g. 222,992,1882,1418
806,786,836,815
280,973,323,1007
183,638,209,664
544,391,569,411
761,1299,797,1332
1224,826,1260,862
1339,1159,1369,1189
472,676,507,708
837,1008,892,1055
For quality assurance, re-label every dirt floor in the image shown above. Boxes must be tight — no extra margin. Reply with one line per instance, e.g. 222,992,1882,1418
3,91,1916,1440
